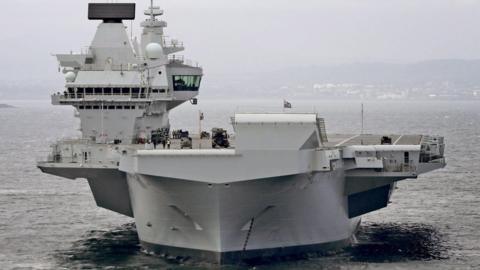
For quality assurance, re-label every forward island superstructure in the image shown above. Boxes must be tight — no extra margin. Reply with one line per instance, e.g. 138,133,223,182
38,2,446,264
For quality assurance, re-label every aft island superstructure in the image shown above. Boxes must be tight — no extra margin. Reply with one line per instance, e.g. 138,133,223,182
38,2,446,265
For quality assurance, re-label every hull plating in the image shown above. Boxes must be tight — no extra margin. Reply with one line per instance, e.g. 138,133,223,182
126,170,361,262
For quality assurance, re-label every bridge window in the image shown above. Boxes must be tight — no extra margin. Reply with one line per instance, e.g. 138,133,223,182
404,152,409,163
151,89,165,93
121,88,130,95
113,88,121,94
173,75,201,91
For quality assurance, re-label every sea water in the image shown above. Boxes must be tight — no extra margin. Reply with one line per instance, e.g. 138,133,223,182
0,99,478,269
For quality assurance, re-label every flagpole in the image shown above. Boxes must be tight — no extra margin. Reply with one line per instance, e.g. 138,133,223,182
360,103,365,145
198,110,202,149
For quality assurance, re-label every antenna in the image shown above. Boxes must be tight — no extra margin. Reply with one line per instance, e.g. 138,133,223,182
361,103,364,135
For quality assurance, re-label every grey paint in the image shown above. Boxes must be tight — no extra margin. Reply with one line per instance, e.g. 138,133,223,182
347,184,392,218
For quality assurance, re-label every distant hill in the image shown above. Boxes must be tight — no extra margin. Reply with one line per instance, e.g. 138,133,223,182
274,59,480,85
0,104,14,108
201,59,480,97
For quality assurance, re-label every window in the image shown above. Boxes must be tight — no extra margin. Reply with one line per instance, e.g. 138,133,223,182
85,105,92,109
93,105,100,109
121,88,130,95
108,106,115,110
79,106,84,110
173,75,202,91
131,88,140,98
104,87,112,95
116,106,123,109
85,88,93,94
404,152,409,163
66,88,75,98
113,88,121,94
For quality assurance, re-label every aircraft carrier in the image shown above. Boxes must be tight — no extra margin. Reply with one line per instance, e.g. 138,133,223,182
37,2,446,265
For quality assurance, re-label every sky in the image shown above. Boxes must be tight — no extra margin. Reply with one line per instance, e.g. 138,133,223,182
2,0,480,82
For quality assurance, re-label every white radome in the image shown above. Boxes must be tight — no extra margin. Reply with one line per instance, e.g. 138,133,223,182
65,71,76,82
146,42,163,59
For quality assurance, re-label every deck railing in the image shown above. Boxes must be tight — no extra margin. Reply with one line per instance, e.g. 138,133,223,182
52,92,156,101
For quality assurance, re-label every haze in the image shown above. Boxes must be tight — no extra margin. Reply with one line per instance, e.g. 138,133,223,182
2,0,480,82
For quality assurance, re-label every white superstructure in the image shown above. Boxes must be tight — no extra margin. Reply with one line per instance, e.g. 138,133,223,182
53,2,201,144
38,2,446,265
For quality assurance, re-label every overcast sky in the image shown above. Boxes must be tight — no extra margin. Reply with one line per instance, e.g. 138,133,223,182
2,0,480,81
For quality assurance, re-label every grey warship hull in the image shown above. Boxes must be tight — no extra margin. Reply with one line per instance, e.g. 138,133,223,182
126,171,361,263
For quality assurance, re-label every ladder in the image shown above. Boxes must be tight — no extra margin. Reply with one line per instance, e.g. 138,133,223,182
317,118,328,143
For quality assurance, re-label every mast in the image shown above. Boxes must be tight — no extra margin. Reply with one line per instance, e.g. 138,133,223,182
150,0,155,21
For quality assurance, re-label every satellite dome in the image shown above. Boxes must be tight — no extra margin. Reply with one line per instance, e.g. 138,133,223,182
146,43,163,59
65,71,76,82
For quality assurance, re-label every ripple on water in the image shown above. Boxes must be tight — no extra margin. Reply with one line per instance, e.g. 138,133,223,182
53,222,451,269
348,222,449,262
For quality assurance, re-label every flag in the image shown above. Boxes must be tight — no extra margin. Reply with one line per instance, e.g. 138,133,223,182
283,100,292,109
199,111,204,120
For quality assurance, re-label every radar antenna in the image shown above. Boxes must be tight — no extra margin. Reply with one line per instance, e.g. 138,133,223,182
144,0,162,21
